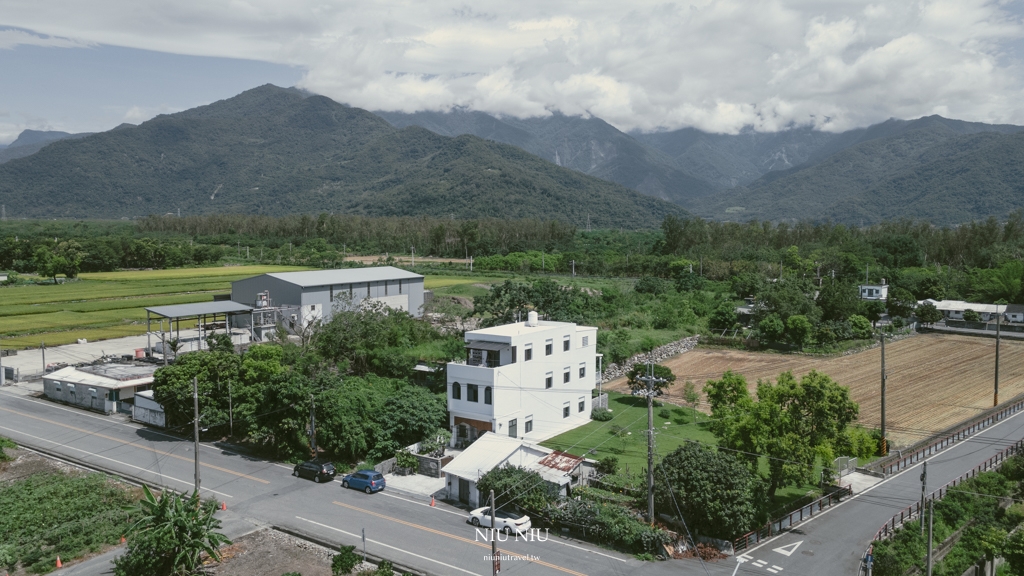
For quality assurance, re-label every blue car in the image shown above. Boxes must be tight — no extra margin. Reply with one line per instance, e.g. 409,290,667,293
341,470,386,494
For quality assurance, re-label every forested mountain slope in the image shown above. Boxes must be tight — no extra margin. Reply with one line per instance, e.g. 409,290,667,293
0,85,686,227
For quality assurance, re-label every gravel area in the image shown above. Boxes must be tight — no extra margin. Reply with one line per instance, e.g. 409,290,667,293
206,529,387,576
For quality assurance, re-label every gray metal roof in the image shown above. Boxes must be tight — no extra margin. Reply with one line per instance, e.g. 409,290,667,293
263,266,422,288
145,301,253,319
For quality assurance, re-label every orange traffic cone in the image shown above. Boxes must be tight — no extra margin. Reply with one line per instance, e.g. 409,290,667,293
430,496,436,507
120,535,126,544
56,556,62,568
221,502,227,511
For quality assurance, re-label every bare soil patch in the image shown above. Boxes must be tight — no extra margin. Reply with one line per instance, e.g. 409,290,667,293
206,529,381,576
0,446,80,483
606,333,1024,448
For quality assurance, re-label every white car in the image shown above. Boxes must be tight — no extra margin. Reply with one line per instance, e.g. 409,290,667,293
468,506,532,534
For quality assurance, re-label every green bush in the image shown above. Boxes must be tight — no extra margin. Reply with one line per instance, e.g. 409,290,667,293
394,449,417,470
332,545,361,575
0,436,15,462
591,408,613,421
841,427,879,459
375,559,394,575
657,408,671,420
596,456,619,475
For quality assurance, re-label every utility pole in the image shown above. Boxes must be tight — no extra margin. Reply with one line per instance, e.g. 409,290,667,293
490,490,499,576
639,362,668,524
920,460,927,536
571,260,575,277
193,377,201,495
995,305,1002,407
0,337,5,387
309,394,317,457
880,332,887,455
926,498,933,576
41,341,46,376
411,246,415,267
228,382,233,438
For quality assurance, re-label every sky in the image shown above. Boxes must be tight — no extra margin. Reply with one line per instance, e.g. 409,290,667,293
2,0,1024,145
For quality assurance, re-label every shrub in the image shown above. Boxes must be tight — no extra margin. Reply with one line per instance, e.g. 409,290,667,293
0,436,15,462
376,560,394,575
849,315,873,339
596,456,619,475
591,408,614,422
395,449,417,470
333,545,361,575
658,408,671,420
963,309,982,322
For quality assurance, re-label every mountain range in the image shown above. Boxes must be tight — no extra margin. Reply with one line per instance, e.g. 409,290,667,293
0,86,684,227
4,84,1024,226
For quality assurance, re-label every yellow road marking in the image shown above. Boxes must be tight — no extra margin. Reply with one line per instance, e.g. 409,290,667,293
333,500,587,576
0,405,269,484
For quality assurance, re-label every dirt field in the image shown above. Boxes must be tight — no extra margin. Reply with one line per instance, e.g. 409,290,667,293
607,333,1024,448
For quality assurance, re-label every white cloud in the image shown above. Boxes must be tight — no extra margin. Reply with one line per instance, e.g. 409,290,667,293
0,27,93,50
2,0,1023,133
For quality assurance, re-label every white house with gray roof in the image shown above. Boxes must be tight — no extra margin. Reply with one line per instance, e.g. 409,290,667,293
231,266,425,327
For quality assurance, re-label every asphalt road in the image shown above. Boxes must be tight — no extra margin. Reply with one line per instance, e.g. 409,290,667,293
5,386,1024,576
0,389,648,576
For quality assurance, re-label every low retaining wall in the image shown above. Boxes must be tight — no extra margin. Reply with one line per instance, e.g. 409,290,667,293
593,393,608,410
602,336,700,382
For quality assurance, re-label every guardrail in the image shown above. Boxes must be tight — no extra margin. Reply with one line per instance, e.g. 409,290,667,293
733,484,852,553
869,392,1024,477
871,439,1024,543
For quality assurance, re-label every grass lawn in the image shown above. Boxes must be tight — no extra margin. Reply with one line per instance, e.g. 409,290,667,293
542,391,824,514
0,265,309,348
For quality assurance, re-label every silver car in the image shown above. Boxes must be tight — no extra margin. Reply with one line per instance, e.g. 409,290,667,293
467,507,532,534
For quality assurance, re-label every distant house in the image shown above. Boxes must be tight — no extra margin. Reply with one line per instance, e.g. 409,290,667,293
734,297,760,325
859,281,889,301
919,299,1002,321
0,272,7,283
43,364,157,415
447,311,598,448
1004,304,1024,323
441,432,587,507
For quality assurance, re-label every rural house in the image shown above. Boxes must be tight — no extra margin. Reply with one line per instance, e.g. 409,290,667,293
43,364,157,415
441,432,587,507
1005,304,1024,323
858,281,889,300
919,299,1003,321
447,311,598,447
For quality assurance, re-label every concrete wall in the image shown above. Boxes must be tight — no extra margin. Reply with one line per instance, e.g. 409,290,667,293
300,278,424,319
43,379,112,413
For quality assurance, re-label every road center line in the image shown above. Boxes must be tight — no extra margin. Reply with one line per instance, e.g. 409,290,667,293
331,500,588,576
296,516,484,576
0,424,233,499
0,405,269,484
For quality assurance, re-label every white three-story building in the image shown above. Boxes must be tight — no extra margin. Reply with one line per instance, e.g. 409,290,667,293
447,311,598,447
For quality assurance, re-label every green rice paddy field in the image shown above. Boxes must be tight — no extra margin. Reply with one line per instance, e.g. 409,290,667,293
0,266,310,348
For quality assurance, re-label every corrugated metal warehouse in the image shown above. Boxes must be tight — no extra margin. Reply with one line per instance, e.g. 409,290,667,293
231,266,426,327
43,364,157,415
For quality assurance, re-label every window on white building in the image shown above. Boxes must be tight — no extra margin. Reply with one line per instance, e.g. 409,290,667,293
525,419,533,433
545,374,553,389
562,406,570,418
525,346,533,361
452,382,461,400
578,400,585,412
582,336,589,347
579,364,586,379
484,387,492,405
563,370,571,384
509,419,517,438
467,384,479,402
545,340,553,355
563,337,570,351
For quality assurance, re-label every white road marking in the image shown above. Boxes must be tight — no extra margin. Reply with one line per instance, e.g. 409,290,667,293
742,409,1024,556
296,516,484,576
766,567,780,574
0,424,233,498
772,566,783,571
773,541,802,556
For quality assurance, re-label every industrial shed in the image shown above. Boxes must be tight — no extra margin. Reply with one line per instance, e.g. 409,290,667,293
43,364,157,415
231,266,425,328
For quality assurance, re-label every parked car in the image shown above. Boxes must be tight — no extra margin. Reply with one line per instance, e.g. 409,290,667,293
293,460,337,483
467,507,532,534
341,470,386,494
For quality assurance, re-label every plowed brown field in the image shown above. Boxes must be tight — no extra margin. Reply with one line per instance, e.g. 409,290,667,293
606,333,1024,448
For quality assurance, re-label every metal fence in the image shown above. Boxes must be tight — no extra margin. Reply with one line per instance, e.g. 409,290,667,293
871,439,1024,544
869,393,1024,477
835,456,858,478
733,484,853,553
